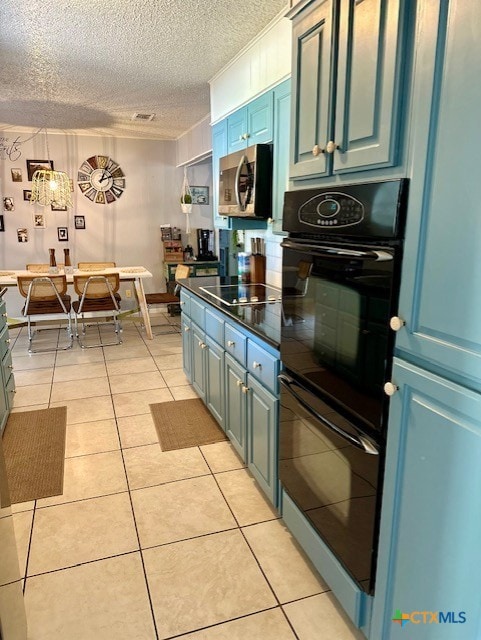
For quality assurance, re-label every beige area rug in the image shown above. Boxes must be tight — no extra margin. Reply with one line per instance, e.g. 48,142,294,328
2,407,67,504
150,399,228,452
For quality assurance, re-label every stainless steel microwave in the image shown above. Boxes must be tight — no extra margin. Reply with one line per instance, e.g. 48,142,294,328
218,144,272,218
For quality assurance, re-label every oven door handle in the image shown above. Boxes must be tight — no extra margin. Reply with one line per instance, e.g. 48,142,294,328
278,373,379,455
281,240,393,262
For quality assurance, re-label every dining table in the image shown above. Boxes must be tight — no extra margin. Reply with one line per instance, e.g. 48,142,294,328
0,266,155,340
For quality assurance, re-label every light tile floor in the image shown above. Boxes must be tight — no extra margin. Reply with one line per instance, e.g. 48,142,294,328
8,314,365,640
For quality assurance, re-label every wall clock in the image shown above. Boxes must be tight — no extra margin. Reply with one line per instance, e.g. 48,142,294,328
77,155,125,204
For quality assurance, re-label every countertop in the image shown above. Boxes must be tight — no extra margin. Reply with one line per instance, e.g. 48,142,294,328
178,276,282,350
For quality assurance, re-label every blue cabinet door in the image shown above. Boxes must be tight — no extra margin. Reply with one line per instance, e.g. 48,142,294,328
246,374,278,505
272,79,291,235
371,358,481,639
212,120,229,230
395,0,481,391
206,336,225,429
227,106,248,154
191,322,207,401
333,0,407,173
247,91,274,146
181,315,192,382
224,353,247,460
289,0,333,180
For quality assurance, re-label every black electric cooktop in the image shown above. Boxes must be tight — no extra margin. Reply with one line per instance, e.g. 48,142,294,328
199,283,282,306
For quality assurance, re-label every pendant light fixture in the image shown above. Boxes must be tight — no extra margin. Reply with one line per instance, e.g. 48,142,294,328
30,129,73,208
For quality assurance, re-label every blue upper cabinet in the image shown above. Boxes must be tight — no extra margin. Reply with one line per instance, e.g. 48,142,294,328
289,0,409,181
289,0,333,180
212,120,229,230
272,79,291,235
394,0,481,391
334,0,407,173
227,92,274,153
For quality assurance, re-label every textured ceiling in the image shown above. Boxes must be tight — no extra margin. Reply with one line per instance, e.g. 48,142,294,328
0,0,287,140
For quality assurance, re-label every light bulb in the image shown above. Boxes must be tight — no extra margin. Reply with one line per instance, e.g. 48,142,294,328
49,179,58,190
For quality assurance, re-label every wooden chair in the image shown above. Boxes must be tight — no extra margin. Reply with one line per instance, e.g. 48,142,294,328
17,275,73,353
26,263,65,272
143,264,191,333
77,262,116,270
72,273,122,348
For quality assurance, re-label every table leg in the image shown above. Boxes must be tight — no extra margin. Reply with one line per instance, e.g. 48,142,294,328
133,278,153,340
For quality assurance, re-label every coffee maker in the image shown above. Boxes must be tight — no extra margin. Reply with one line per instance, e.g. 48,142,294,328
196,229,217,261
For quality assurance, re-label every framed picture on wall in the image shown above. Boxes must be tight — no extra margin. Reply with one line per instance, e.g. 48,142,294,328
3,197,14,211
0,216,4,232
23,190,32,201
26,159,54,181
74,215,85,229
33,213,46,228
17,228,28,243
11,168,22,182
51,202,67,212
190,186,209,205
57,227,68,241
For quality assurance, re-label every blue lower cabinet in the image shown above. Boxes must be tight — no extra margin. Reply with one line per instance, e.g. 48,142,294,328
206,336,224,429
181,316,192,382
191,322,207,401
371,358,481,639
246,374,278,505
224,353,247,460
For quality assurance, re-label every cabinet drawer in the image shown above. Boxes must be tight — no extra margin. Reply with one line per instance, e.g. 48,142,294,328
0,300,6,326
205,308,224,347
190,296,205,330
0,325,11,361
247,340,279,393
5,372,15,410
180,289,191,317
224,323,247,366
2,349,13,385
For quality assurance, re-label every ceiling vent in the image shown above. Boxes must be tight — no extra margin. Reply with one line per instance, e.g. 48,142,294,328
131,112,156,121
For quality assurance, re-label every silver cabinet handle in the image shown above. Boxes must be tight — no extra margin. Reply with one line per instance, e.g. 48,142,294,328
252,361,262,369
2,313,6,318
242,385,250,394
180,301,185,306
236,379,243,387
184,326,190,332
227,340,235,347
5,339,10,345
200,343,208,350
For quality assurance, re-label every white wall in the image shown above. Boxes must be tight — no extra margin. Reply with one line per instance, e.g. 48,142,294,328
0,130,213,316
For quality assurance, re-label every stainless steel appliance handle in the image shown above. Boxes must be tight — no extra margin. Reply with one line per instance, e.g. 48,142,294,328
234,155,247,211
278,373,379,455
281,239,392,262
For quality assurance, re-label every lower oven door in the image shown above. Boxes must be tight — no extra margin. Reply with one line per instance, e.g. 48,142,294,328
279,372,382,594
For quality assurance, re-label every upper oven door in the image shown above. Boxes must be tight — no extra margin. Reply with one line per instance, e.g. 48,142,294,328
281,238,400,436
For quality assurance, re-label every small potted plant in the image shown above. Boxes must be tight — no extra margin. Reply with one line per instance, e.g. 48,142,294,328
180,192,192,214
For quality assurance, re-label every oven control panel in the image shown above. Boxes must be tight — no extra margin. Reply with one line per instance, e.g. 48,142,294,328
298,192,364,228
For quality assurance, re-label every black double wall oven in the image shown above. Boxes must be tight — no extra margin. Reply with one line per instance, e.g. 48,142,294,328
279,180,408,595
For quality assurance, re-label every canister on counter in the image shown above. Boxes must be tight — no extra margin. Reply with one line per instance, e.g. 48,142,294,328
237,252,251,283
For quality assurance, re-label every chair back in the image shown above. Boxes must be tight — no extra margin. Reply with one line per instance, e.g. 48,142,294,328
17,275,68,300
77,262,116,270
26,263,65,272
73,274,120,298
175,264,190,281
